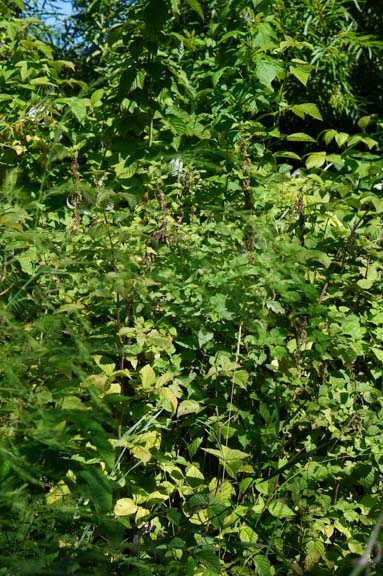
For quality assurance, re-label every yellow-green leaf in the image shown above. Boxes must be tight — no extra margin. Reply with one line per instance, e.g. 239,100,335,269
140,364,156,389
203,445,249,463
239,526,258,543
159,386,178,413
289,65,310,86
186,465,205,486
291,103,323,121
286,132,316,142
306,151,326,170
268,499,295,518
177,399,202,417
335,132,349,147
114,498,137,516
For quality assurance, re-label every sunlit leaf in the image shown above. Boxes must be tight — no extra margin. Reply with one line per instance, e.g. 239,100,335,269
291,103,323,121
140,364,156,389
177,400,202,417
268,499,295,518
114,498,138,516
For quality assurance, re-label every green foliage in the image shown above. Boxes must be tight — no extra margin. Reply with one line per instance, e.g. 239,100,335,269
1,1,383,575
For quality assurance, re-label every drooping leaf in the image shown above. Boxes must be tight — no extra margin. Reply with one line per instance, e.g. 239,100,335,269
268,499,295,519
291,103,323,121
289,65,310,86
77,468,113,513
184,0,204,20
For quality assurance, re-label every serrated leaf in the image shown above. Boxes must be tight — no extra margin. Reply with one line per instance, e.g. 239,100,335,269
347,134,378,150
268,499,295,518
130,445,152,463
93,355,115,376
306,540,325,556
348,540,364,554
303,249,332,268
254,22,278,48
167,115,188,135
334,518,352,538
30,76,56,86
358,466,375,488
159,386,178,413
46,481,71,505
202,446,249,476
358,115,376,131
254,555,271,576
177,399,202,417
357,278,373,289
145,490,170,504
62,395,87,410
113,159,137,179
214,480,235,502
208,501,228,528
360,194,383,213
